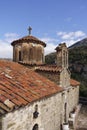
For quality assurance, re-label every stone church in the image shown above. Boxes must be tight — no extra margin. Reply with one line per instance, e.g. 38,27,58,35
0,27,80,130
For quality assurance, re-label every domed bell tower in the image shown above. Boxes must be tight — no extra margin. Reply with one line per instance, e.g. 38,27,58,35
11,27,46,65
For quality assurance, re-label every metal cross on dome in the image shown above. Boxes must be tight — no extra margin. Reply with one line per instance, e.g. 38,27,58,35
28,26,32,35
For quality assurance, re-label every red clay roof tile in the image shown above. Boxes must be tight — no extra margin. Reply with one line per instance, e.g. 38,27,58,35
0,60,63,115
11,35,46,47
70,79,80,86
35,65,62,73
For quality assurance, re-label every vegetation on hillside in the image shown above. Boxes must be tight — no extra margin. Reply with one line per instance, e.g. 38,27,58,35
69,46,87,64
45,52,56,64
69,46,87,97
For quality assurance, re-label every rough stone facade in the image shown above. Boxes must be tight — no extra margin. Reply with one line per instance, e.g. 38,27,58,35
36,71,60,85
36,68,70,88
0,86,79,130
60,68,70,88
13,43,45,64
55,43,68,69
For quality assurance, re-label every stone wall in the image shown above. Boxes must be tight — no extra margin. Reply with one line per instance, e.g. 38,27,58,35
37,69,70,88
56,44,68,69
0,117,2,130
0,86,79,130
36,71,60,85
60,86,79,124
1,93,61,130
60,69,70,87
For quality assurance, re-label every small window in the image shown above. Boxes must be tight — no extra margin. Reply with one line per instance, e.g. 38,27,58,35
19,51,22,61
35,104,38,111
32,124,38,130
33,105,39,119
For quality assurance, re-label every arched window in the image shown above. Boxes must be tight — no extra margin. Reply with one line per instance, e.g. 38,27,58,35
19,51,21,61
35,104,38,111
32,124,38,130
29,48,33,61
22,44,29,61
33,104,39,118
63,50,66,67
64,103,67,123
37,46,42,62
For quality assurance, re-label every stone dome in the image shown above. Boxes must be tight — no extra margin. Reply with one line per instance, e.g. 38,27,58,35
11,35,46,65
11,35,46,47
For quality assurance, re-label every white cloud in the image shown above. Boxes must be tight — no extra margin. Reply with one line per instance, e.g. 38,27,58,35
61,39,81,47
0,33,19,58
44,43,56,55
4,33,19,43
57,30,86,46
0,41,12,58
65,17,72,22
41,37,59,43
57,31,86,40
40,37,58,55
4,33,18,38
74,31,85,37
40,30,86,54
0,31,86,58
57,32,66,36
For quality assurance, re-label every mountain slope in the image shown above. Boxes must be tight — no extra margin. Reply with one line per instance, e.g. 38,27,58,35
69,37,87,49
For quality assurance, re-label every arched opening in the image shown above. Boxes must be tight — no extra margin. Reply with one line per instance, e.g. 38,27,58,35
42,53,44,63
64,102,67,123
19,51,22,61
22,44,29,61
63,50,66,67
29,48,33,61
37,46,42,62
32,124,38,130
33,104,39,118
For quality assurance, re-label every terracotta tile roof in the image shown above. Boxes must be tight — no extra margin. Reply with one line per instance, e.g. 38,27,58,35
0,60,63,115
70,79,80,86
35,65,62,73
11,35,46,47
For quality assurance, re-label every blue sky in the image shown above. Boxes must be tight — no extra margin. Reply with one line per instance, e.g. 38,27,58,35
0,0,87,58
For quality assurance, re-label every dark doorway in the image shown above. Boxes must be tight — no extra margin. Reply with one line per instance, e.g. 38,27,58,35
19,51,21,61
32,124,38,130
64,103,67,123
